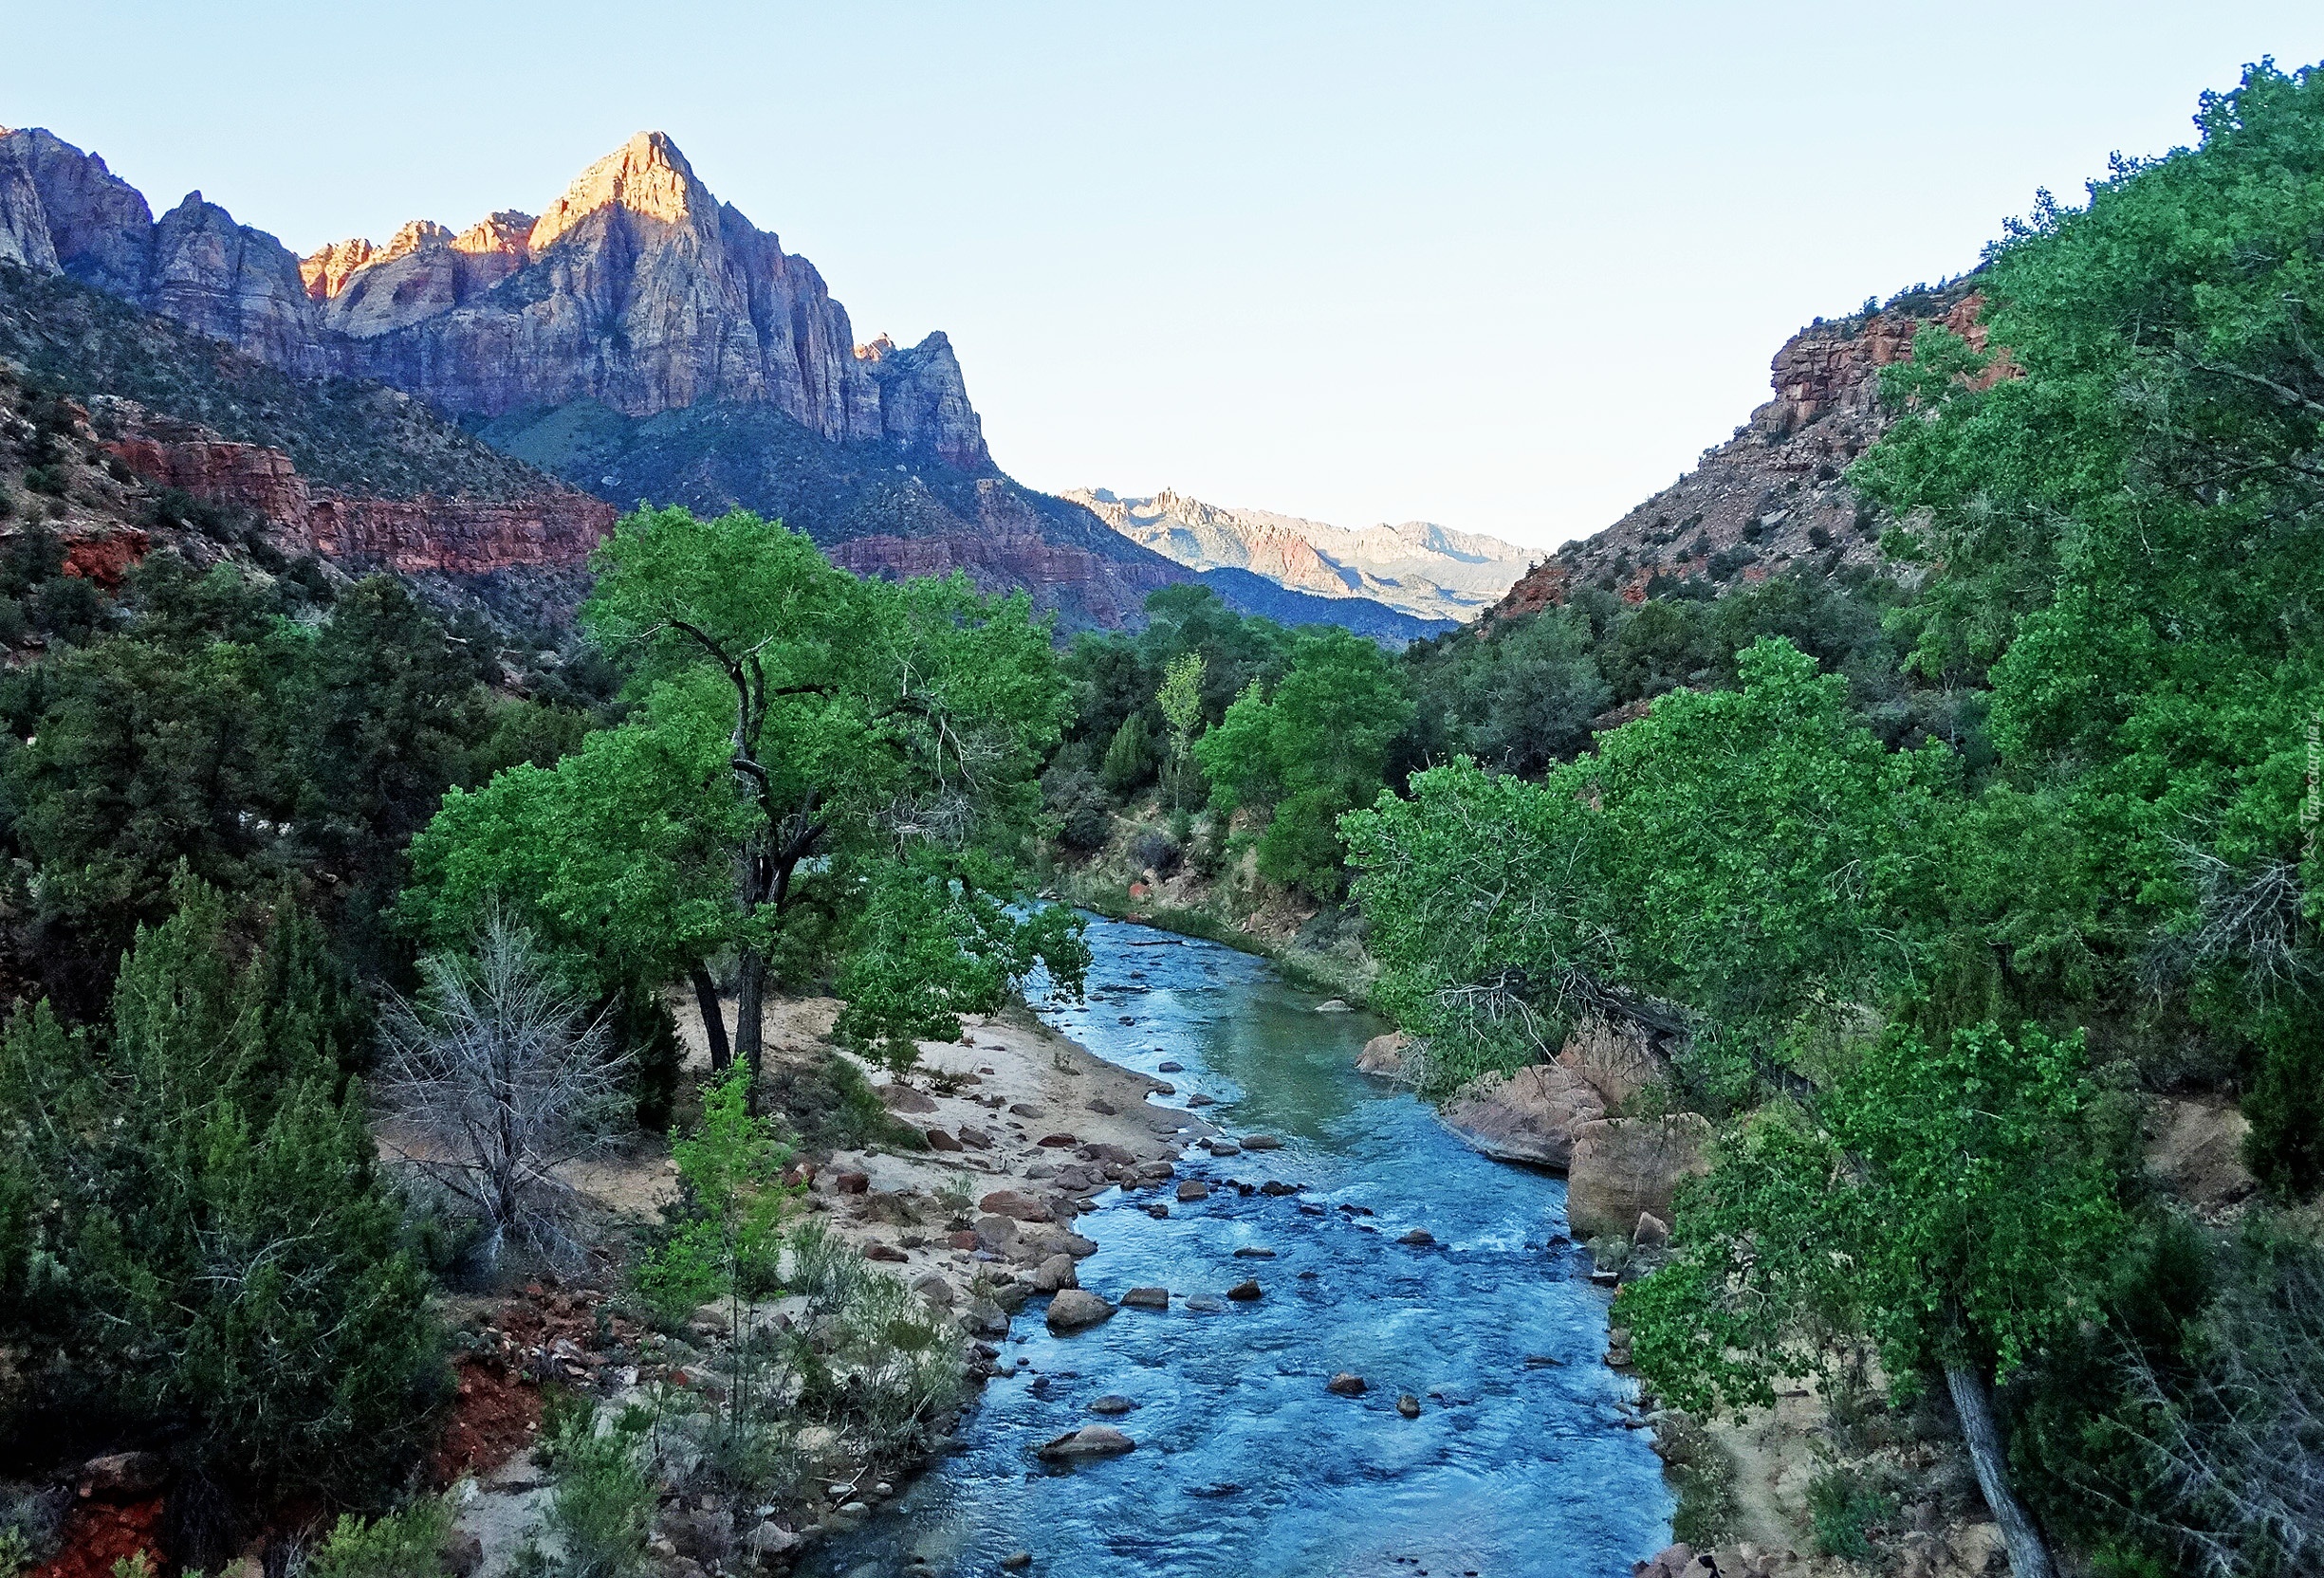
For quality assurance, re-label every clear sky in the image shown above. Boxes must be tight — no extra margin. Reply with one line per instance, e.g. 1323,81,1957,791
7,2,2322,549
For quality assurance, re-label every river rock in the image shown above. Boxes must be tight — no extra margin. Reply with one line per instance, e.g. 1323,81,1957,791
1226,1278,1263,1301
880,1083,939,1114
1327,1372,1368,1396
1045,1289,1116,1333
1038,1132,1079,1147
1002,1555,1033,1571
1081,1142,1136,1165
1205,1139,1242,1156
1158,1060,1184,1072
1242,1134,1282,1150
1146,1203,1171,1219
1441,1063,1606,1168
1088,1394,1139,1415
1566,1115,1715,1242
1316,999,1353,1013
1030,1254,1079,1294
923,1127,964,1151
1397,1393,1422,1418
1176,1181,1211,1202
1356,1031,1406,1076
1186,1295,1225,1312
980,1190,1053,1222
975,1215,1020,1254
1397,1228,1436,1246
956,1124,994,1149
1556,1015,1668,1110
1036,1425,1135,1460
1121,1286,1171,1309
1232,1245,1276,1258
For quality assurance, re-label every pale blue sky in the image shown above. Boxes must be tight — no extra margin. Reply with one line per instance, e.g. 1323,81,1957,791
7,3,2321,548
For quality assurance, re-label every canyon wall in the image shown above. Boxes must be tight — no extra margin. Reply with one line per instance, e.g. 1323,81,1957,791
1494,284,1985,617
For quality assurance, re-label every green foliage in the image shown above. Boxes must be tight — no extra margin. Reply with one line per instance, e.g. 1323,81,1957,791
1807,1466,1897,1560
1348,639,1952,1093
1618,1021,2129,1417
411,506,1086,1085
0,876,442,1502
521,1406,655,1578
1850,61,2324,1056
2242,998,2324,1200
305,1497,454,1578
1099,710,1160,795
635,1066,795,1326
1196,625,1415,896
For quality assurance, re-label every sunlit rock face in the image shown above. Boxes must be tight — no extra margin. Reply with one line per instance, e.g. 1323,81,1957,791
0,127,991,469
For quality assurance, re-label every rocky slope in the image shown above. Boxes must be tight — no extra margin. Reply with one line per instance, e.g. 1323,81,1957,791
1493,283,1983,617
1068,486,1534,623
0,259,610,618
1,126,1466,636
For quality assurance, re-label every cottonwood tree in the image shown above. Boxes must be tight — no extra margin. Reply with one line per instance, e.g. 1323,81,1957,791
1618,1022,2130,1578
408,507,1088,1104
377,911,632,1269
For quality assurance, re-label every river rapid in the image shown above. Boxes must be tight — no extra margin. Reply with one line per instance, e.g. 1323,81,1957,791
803,914,1672,1578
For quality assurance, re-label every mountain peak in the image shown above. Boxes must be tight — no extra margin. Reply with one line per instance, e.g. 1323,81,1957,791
529,129,704,253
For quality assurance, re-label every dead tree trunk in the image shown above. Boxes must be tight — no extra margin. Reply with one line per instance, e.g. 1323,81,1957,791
1946,1363,2057,1578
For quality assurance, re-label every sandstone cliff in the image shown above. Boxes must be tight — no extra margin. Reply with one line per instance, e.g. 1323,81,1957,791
1069,486,1534,623
1493,284,1983,618
0,127,988,468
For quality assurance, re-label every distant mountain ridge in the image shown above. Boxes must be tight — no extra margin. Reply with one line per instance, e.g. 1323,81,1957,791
0,124,1445,637
1065,487,1535,623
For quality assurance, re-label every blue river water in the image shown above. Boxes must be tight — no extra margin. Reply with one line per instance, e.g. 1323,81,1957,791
803,914,1672,1578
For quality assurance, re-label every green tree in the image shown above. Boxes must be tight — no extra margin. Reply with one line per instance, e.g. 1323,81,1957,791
1157,650,1207,808
1195,625,1415,896
0,876,440,1510
411,508,1086,1097
1620,1022,2129,1578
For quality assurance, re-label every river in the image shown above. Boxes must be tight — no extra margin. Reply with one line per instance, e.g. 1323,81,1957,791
803,913,1673,1577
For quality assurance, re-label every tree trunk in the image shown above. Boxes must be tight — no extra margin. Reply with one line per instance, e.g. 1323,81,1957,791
1946,1363,2056,1578
689,963,731,1073
734,946,765,1112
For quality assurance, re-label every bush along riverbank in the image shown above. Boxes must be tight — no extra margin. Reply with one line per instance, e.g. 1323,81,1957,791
405,994,1208,1578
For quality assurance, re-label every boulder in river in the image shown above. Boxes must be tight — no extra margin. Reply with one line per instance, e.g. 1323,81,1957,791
1158,1060,1184,1073
1397,1393,1422,1418
1327,1372,1368,1396
1226,1278,1263,1301
1186,1092,1217,1109
1175,1181,1211,1202
1088,1394,1139,1415
1036,1425,1135,1459
1030,1254,1079,1294
1566,1114,1714,1242
1045,1289,1116,1333
1121,1286,1171,1309
1356,1031,1406,1076
1397,1228,1436,1246
1440,1063,1606,1168
1232,1245,1277,1258
1242,1134,1282,1150
1205,1139,1242,1156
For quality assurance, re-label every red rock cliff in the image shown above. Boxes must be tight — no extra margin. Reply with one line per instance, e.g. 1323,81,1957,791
103,411,613,576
